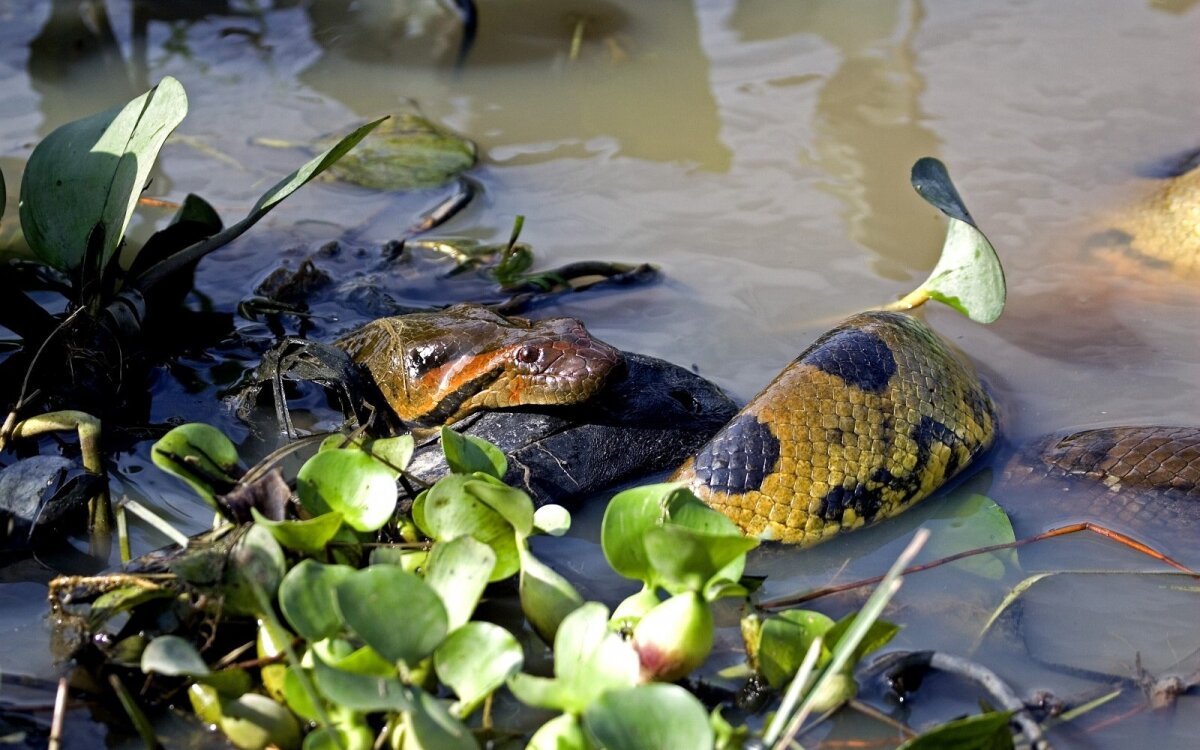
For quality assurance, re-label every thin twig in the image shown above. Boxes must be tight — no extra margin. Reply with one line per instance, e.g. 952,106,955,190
48,676,68,750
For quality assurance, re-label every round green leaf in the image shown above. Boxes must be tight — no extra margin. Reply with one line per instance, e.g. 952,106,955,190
420,476,521,580
440,426,507,478
297,448,397,532
217,693,301,750
601,483,685,583
151,422,240,507
922,493,1017,580
335,566,448,666
897,710,1015,750
141,635,210,677
533,504,572,537
583,684,713,750
424,536,496,631
252,509,344,555
434,622,523,716
279,559,355,642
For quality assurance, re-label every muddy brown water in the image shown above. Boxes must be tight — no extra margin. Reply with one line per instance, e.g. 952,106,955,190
2,1,1199,747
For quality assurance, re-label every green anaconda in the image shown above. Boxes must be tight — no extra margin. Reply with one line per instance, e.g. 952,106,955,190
333,303,623,426
670,311,997,545
329,303,1200,547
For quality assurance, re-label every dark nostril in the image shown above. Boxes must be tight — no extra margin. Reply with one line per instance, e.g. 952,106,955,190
516,345,541,364
669,388,699,413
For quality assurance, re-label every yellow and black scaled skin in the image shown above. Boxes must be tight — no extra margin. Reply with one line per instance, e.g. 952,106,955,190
672,310,997,546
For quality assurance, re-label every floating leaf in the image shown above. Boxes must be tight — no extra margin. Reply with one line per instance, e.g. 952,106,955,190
319,113,476,191
921,493,1016,580
19,76,187,276
519,545,584,644
278,559,355,642
583,684,714,750
897,711,1015,750
151,423,240,508
434,622,523,716
601,483,687,584
424,536,496,631
825,613,901,665
906,157,1005,324
141,635,210,677
297,448,397,532
335,566,448,666
251,509,344,555
441,427,507,478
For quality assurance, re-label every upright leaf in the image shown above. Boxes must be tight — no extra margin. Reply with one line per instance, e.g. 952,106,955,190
905,157,1006,323
20,77,187,275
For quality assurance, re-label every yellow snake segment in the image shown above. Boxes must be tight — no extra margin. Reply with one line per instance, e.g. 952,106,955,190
1105,165,1200,278
334,304,623,426
672,311,997,546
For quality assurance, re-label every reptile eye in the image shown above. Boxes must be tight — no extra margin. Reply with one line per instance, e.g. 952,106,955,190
515,345,541,365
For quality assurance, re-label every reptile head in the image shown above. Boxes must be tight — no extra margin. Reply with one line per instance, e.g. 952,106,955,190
336,304,623,426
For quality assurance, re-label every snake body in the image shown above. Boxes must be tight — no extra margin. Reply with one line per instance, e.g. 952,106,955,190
671,311,997,545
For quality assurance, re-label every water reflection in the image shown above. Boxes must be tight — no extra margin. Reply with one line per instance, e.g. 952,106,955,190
300,0,730,169
730,0,944,275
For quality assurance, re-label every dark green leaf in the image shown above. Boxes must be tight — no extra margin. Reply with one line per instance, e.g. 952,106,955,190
151,423,240,507
434,622,523,716
87,584,173,629
897,711,1015,750
19,76,187,274
440,426,507,479
222,524,287,616
311,655,413,713
403,687,479,750
141,635,210,677
335,566,448,666
297,448,397,532
279,559,355,642
583,684,714,750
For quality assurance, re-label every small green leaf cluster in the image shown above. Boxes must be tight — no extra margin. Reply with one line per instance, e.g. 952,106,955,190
84,424,1025,749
